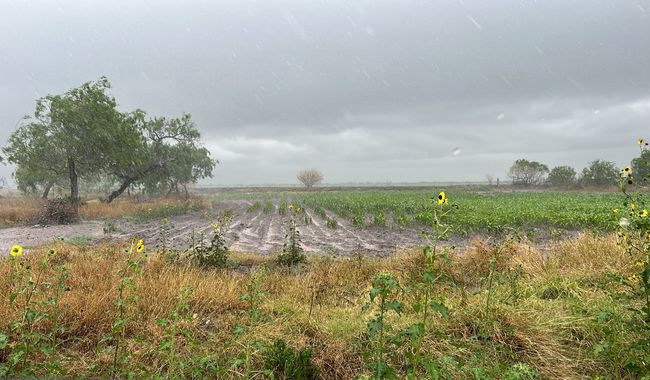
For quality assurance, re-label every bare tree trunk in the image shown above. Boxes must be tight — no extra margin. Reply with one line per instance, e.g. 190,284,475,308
105,179,134,204
68,158,79,208
42,182,53,199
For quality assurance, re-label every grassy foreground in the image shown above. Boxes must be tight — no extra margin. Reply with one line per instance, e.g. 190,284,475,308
0,235,646,379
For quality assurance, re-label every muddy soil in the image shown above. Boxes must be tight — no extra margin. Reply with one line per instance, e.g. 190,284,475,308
1,200,437,257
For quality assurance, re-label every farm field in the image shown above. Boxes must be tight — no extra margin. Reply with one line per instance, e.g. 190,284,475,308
0,188,648,379
212,188,623,232
0,189,623,256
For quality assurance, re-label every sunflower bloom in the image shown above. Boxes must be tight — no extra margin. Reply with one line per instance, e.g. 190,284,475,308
640,209,648,218
136,239,145,253
628,275,639,284
437,191,447,205
638,138,646,146
623,167,632,174
10,244,23,257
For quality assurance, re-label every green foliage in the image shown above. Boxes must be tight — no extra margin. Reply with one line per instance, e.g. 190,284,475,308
631,149,650,187
363,273,402,379
66,235,93,246
503,363,540,380
2,77,216,205
247,201,262,213
214,190,621,234
189,214,231,268
263,339,318,380
0,254,68,377
263,201,274,214
373,212,387,227
547,165,577,188
276,206,306,266
581,160,619,187
156,286,193,377
607,140,650,376
278,200,288,216
101,241,144,378
508,159,549,186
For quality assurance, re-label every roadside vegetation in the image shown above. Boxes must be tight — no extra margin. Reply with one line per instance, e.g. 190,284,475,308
0,232,646,378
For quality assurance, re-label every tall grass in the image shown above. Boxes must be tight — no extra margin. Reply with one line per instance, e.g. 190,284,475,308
0,234,643,378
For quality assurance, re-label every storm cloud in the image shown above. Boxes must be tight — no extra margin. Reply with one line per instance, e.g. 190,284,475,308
1,0,649,185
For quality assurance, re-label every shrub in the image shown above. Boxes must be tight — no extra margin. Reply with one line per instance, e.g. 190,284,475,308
36,198,79,225
276,206,306,266
190,215,231,268
264,339,318,380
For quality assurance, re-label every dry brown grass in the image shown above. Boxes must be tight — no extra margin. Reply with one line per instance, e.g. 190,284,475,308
0,233,643,379
0,196,209,226
0,197,40,225
79,196,210,220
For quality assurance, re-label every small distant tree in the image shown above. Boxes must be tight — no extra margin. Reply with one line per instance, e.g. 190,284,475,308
297,169,323,189
485,174,495,186
631,149,650,187
580,160,619,187
507,159,549,186
547,165,576,188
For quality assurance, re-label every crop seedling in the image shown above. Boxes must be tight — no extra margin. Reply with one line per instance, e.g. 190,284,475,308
276,205,306,266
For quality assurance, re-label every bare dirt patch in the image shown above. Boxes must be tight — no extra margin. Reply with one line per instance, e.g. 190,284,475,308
1,199,432,257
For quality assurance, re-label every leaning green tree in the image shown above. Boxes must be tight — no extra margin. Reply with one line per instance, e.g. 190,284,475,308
3,77,124,206
2,120,68,198
103,111,216,203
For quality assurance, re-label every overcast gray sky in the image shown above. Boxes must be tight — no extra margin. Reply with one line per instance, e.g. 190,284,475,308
1,0,649,185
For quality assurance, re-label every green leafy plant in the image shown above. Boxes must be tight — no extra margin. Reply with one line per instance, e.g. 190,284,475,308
263,339,318,380
190,213,232,268
363,273,402,379
276,205,306,266
105,240,145,378
157,286,193,377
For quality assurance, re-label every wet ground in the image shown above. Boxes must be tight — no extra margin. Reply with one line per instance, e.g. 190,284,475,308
0,200,433,257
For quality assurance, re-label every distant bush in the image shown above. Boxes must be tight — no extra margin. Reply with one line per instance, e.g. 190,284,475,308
547,166,576,188
580,160,619,187
36,198,79,225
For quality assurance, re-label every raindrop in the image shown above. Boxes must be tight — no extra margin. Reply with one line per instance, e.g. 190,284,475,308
466,15,482,30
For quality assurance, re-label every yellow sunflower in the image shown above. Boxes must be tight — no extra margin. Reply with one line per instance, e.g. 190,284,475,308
628,275,639,284
10,244,23,257
638,138,646,146
623,166,632,174
136,239,145,253
437,191,447,205
640,209,649,218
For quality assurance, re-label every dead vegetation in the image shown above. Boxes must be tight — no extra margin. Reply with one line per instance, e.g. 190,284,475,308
0,196,209,226
0,234,642,378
